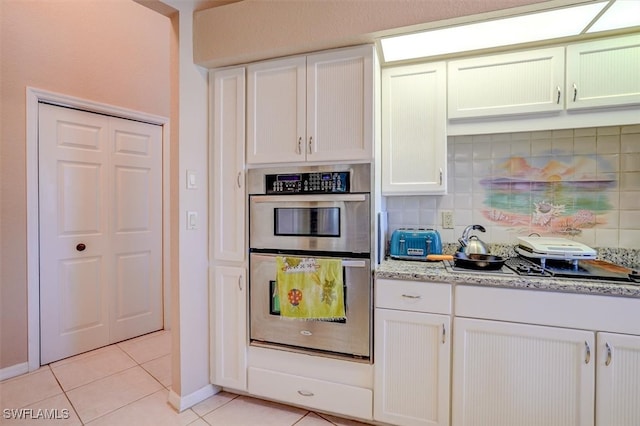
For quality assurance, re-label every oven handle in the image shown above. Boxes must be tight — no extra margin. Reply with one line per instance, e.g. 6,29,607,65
342,260,366,268
250,253,367,268
250,194,367,203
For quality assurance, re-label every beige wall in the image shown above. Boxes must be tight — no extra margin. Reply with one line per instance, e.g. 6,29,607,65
193,0,552,68
0,0,171,370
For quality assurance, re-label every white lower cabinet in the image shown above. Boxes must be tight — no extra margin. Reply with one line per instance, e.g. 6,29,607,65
453,285,640,426
247,346,373,420
452,317,595,426
374,309,451,426
248,367,372,420
374,279,452,426
596,332,640,426
210,266,247,391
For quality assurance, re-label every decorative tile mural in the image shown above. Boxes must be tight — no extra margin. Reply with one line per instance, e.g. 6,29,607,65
385,125,640,249
480,155,617,236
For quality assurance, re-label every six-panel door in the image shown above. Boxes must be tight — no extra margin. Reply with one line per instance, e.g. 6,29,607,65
39,103,162,364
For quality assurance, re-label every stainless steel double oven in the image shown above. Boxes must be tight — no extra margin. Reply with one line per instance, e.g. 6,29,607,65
248,164,372,361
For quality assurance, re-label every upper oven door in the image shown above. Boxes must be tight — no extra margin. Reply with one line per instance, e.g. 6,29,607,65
249,193,370,254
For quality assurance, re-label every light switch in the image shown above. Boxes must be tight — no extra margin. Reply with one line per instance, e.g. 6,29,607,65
187,211,198,230
186,170,197,189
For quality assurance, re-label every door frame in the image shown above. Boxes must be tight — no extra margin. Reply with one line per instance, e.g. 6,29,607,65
26,87,171,370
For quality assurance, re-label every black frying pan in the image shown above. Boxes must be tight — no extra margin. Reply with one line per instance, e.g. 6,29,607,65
453,252,506,270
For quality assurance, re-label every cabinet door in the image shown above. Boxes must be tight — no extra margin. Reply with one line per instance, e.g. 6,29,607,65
448,47,565,118
452,318,595,426
596,332,640,426
566,34,640,110
382,62,447,195
306,45,373,162
374,308,450,426
211,67,246,262
247,56,306,164
211,266,247,391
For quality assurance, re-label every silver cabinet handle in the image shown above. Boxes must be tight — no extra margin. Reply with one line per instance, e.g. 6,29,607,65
439,168,443,186
556,86,561,104
585,341,591,364
238,276,243,291
308,136,313,154
297,137,302,154
401,294,422,299
236,172,242,189
442,324,446,344
297,390,314,397
573,83,578,102
605,342,612,366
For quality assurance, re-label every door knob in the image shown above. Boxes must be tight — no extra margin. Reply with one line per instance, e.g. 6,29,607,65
76,243,86,252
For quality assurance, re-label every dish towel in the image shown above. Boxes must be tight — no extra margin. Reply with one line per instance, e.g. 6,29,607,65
276,257,346,321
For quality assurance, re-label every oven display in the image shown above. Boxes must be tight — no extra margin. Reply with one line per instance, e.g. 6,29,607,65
265,171,350,194
277,174,301,181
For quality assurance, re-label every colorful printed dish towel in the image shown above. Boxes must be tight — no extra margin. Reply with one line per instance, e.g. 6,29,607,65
276,257,346,321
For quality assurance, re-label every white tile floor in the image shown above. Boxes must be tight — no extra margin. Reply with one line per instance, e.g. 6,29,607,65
0,331,368,425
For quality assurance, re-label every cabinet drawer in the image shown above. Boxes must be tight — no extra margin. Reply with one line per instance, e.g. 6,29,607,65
376,279,451,314
248,367,372,420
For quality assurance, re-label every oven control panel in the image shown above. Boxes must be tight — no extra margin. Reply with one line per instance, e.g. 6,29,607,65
265,171,350,194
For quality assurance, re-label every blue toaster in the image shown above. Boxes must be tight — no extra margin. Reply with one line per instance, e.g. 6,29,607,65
389,228,443,260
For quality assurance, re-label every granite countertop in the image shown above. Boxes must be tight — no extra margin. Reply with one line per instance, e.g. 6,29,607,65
375,257,640,299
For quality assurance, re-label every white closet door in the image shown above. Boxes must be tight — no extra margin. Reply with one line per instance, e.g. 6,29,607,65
108,117,162,342
39,103,162,364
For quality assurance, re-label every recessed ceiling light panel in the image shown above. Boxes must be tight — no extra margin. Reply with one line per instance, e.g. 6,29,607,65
380,2,609,63
587,0,640,33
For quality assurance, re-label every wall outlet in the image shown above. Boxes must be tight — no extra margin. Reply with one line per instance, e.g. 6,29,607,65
442,211,454,229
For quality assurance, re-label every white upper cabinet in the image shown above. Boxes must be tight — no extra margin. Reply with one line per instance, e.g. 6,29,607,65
382,62,447,195
566,34,640,110
247,56,306,164
448,47,565,119
210,67,246,262
247,45,373,165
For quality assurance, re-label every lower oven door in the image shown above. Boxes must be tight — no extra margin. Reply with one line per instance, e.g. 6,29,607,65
249,252,371,360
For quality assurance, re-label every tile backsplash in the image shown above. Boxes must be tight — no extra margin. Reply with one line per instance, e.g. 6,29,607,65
385,125,640,249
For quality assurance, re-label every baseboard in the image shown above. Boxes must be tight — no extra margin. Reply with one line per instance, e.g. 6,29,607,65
0,362,29,381
168,383,220,412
